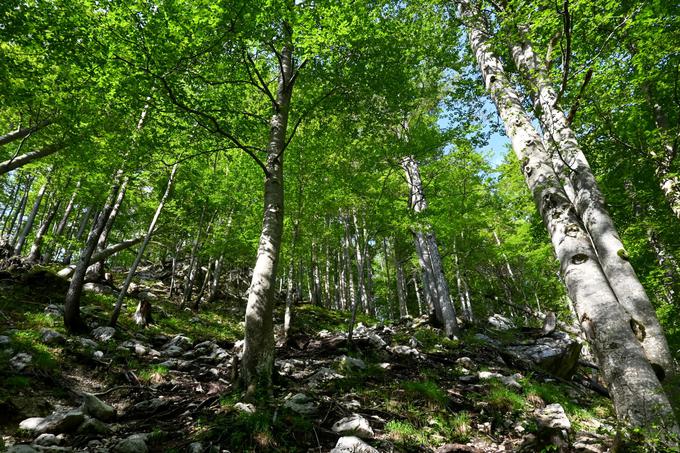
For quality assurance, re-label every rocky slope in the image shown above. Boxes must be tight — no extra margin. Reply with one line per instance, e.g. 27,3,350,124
0,267,630,452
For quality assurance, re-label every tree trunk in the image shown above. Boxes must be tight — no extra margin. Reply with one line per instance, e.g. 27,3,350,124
42,182,79,263
0,120,51,146
110,164,177,326
14,179,49,256
0,144,61,175
395,257,408,318
28,198,61,262
64,206,92,264
461,0,678,432
311,242,322,306
284,219,300,339
511,36,675,381
242,30,294,396
402,155,459,337
0,177,21,236
169,241,182,298
64,176,122,332
182,207,206,307
88,177,128,280
9,178,32,245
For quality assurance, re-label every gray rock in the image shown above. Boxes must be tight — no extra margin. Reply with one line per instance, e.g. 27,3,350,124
77,337,98,350
134,344,147,356
478,371,522,390
162,345,183,357
113,434,148,453
282,393,318,415
132,398,165,413
535,403,571,431
308,367,344,387
57,267,75,278
83,283,113,295
34,433,60,446
233,402,256,414
488,313,514,330
93,350,104,359
10,352,32,371
187,442,204,453
159,358,191,370
573,431,608,453
77,416,110,434
332,414,374,438
338,355,366,371
366,332,386,348
330,436,379,453
138,291,157,302
507,331,582,379
82,393,115,421
0,334,12,348
7,445,39,453
44,305,64,318
455,357,476,369
40,329,66,345
19,410,85,434
387,345,422,359
162,335,192,351
91,327,116,342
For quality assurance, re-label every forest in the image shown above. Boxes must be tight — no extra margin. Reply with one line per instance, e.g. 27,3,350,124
0,0,679,452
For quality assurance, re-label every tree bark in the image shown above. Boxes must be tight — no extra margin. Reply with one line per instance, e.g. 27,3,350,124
510,36,675,381
0,177,21,235
42,182,79,263
0,145,61,176
110,164,177,326
14,179,49,256
182,206,206,306
395,256,408,318
64,176,122,332
461,0,678,433
28,198,61,262
0,120,51,147
88,177,128,280
242,28,295,396
8,178,33,245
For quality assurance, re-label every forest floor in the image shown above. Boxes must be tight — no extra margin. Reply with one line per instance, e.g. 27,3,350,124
0,265,646,452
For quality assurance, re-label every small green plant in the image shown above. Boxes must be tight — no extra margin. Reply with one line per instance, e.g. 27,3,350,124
402,380,447,408
138,365,169,382
449,411,472,442
487,384,525,413
385,419,422,444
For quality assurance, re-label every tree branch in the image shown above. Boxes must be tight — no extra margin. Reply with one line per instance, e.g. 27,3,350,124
554,0,571,107
245,52,279,110
566,68,593,125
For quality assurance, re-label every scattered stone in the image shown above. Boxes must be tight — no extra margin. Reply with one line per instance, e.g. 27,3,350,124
332,413,374,438
488,313,514,330
82,393,115,421
44,304,64,318
91,327,116,342
134,344,147,356
10,352,32,371
162,345,183,357
473,333,496,345
34,433,60,447
387,345,422,359
233,402,256,414
158,358,191,370
57,267,75,278
40,329,66,345
113,434,149,453
366,332,386,348
7,445,39,453
506,331,582,379
573,431,609,453
338,355,366,371
282,393,318,415
456,357,475,369
77,416,110,434
162,335,193,351
308,367,344,387
330,436,379,453
478,371,522,390
535,403,571,431
77,337,98,350
187,442,204,453
132,398,166,413
93,350,104,359
0,334,11,348
83,283,113,295
19,410,85,435
378,362,391,370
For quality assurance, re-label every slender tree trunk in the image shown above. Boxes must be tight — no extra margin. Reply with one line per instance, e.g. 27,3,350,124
402,155,459,337
511,36,675,381
351,213,368,313
28,198,61,262
0,145,61,176
43,182,79,263
0,178,21,236
88,177,128,280
64,206,92,264
193,260,211,311
412,270,424,317
324,243,332,308
242,29,295,396
395,257,408,318
110,164,177,326
169,241,182,298
14,179,49,256
182,207,206,306
284,219,300,339
311,242,322,306
64,176,122,332
9,179,32,245
462,1,678,432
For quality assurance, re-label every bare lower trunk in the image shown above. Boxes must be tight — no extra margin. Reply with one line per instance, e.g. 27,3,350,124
88,178,128,280
28,198,61,262
14,180,49,256
182,207,206,306
511,37,675,381
0,179,21,236
462,0,678,432
311,242,322,306
110,164,177,326
9,179,32,245
395,257,408,318
64,206,92,264
43,182,79,263
64,178,122,332
242,31,294,395
169,241,181,298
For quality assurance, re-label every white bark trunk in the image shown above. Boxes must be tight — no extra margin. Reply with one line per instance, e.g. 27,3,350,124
511,37,675,380
14,180,48,256
462,0,678,432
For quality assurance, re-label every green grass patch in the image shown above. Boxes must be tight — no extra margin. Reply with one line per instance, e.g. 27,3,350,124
402,380,447,408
